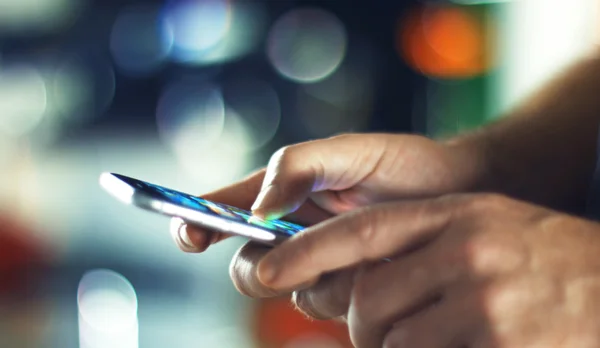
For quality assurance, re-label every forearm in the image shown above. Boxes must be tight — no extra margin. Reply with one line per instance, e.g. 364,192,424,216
449,49,600,213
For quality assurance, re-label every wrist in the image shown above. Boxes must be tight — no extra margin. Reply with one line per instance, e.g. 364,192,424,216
442,133,496,193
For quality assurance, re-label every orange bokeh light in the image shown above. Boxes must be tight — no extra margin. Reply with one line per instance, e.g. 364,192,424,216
398,5,492,78
255,297,353,347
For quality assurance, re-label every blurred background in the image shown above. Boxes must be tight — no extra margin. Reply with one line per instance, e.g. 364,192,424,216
0,0,598,347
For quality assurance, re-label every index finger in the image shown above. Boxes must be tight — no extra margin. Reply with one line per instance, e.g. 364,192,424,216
172,169,333,252
170,169,267,252
256,197,457,289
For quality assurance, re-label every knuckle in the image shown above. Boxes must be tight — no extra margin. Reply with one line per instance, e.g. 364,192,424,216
353,208,380,257
264,146,298,182
481,281,517,318
463,234,495,262
461,193,508,216
463,233,526,275
271,145,298,166
464,234,501,272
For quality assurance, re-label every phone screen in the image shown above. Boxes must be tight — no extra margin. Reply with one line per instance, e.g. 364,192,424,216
113,174,305,237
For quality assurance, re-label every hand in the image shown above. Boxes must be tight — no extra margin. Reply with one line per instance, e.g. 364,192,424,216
256,193,600,348
170,134,479,313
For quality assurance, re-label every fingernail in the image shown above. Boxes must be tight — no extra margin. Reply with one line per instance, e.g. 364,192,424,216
257,258,279,286
251,184,279,217
179,223,196,250
170,217,185,238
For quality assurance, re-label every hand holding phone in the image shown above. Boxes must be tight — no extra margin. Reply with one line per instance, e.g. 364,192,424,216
100,172,306,245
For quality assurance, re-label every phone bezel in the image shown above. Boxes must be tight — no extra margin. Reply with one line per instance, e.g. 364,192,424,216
100,172,293,245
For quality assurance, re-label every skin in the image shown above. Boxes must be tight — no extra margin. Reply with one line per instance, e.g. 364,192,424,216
170,48,600,347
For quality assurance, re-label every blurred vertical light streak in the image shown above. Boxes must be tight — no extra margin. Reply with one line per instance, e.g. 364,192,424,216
78,269,138,348
496,0,599,115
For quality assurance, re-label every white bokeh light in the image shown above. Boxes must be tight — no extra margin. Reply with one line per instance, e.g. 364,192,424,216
156,79,255,184
78,269,138,348
110,5,173,76
156,80,226,152
189,1,266,65
1,54,113,146
174,107,254,185
161,0,232,64
0,65,47,136
50,55,116,123
497,0,599,115
0,0,81,33
267,8,347,83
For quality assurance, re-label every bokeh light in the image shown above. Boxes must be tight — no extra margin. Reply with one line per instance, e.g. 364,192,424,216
156,78,254,185
78,269,138,348
303,54,374,109
50,55,116,124
185,1,267,66
219,108,255,154
0,0,81,33
223,77,281,151
110,5,173,77
7,53,117,146
267,8,347,83
161,0,232,64
398,5,492,78
293,56,374,139
175,109,254,186
295,87,371,139
0,64,47,136
0,54,92,146
499,0,598,113
156,79,225,152
0,134,18,170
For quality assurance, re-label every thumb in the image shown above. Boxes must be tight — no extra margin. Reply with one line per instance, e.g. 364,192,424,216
250,134,389,220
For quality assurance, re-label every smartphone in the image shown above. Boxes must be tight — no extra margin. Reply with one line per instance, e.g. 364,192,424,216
99,172,304,245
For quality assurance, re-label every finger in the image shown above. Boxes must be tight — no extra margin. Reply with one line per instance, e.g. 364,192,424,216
171,169,333,253
381,292,475,348
230,241,316,298
170,169,267,252
251,134,390,220
309,190,377,215
257,197,458,289
179,198,331,253
348,241,463,348
292,268,355,320
170,217,211,253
